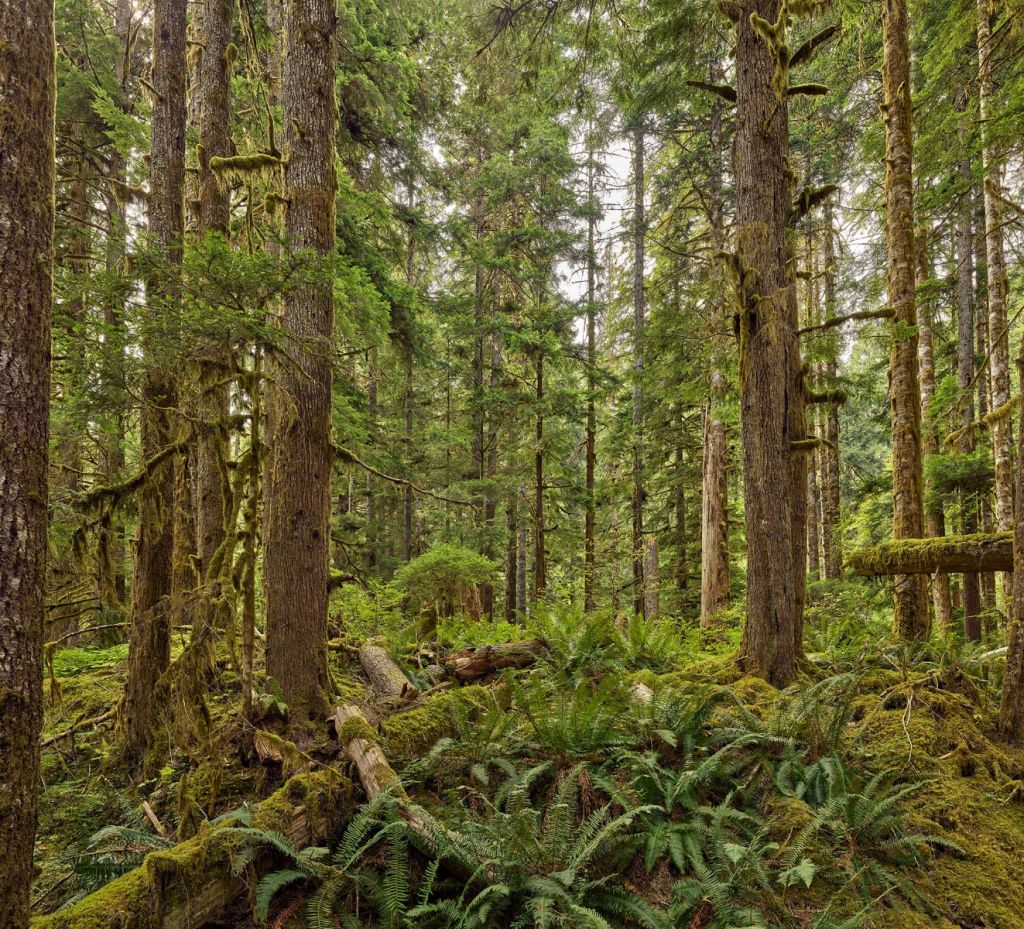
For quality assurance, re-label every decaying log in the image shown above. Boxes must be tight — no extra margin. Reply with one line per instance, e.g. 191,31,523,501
332,704,405,800
848,532,1012,576
359,644,419,700
442,638,547,682
34,768,353,929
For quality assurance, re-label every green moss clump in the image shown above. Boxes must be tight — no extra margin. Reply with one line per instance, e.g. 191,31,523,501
381,685,491,758
335,715,377,745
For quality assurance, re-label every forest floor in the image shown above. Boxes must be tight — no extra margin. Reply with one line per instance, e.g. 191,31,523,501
31,589,1024,929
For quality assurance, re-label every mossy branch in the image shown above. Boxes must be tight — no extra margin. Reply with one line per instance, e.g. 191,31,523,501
848,532,1013,576
945,393,1020,449
798,307,893,336
333,445,471,506
805,388,848,405
789,24,840,68
790,184,839,224
686,80,736,103
76,439,189,515
787,82,830,97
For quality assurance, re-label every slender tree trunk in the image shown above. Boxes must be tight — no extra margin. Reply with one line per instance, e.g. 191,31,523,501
516,514,527,620
977,0,1014,612
674,441,689,599
820,197,843,578
194,0,233,599
735,0,801,685
916,231,954,630
700,406,730,624
120,0,186,761
631,128,646,620
0,2,55,922
534,353,546,599
1000,342,1024,741
644,536,659,619
882,0,930,640
505,494,518,622
403,356,415,562
805,233,821,579
365,349,378,573
584,130,598,613
264,0,336,719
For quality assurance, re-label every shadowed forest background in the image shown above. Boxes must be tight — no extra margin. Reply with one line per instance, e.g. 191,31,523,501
9,0,1024,926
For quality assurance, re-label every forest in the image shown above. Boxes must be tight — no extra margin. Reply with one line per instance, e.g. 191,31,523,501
7,0,1024,925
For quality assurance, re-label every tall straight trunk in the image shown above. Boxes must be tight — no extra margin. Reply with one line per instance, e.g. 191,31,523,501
194,0,234,596
482,326,499,617
584,131,598,613
0,2,54,922
534,353,546,599
631,128,646,620
365,350,378,573
805,233,821,578
977,0,1014,610
700,406,730,624
955,167,982,636
516,512,527,620
505,494,518,622
1000,340,1024,741
120,0,186,761
403,356,414,562
820,197,843,578
264,0,336,719
735,0,802,685
674,441,689,598
882,0,929,640
644,536,659,619
916,231,954,630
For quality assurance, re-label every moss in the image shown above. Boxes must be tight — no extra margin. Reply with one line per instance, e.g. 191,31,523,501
336,715,377,745
209,153,282,187
848,532,1012,576
380,685,491,758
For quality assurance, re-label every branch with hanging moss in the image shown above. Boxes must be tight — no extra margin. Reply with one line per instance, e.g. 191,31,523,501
333,444,471,506
41,708,117,749
790,23,840,67
45,622,127,651
847,532,1013,576
75,437,190,515
945,393,1020,450
790,184,839,224
787,82,829,97
686,80,736,103
798,307,894,336
805,388,848,405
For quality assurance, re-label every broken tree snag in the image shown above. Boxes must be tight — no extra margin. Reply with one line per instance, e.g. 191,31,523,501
442,638,547,682
332,704,405,800
847,532,1012,576
359,644,420,700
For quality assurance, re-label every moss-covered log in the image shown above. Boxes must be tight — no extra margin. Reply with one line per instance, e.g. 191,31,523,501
442,639,547,682
34,768,353,929
359,644,419,700
848,532,1013,576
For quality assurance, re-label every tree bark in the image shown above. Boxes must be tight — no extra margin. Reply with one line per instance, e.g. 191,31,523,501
643,536,659,619
735,0,802,685
700,410,730,624
977,0,1014,610
264,0,336,719
120,0,186,762
584,125,598,613
0,1,55,923
359,645,419,700
674,441,689,598
882,0,930,640
631,128,647,621
534,353,546,599
916,231,954,630
505,493,518,622
805,233,821,578
443,639,547,682
956,156,983,638
1000,345,1024,741
820,197,843,578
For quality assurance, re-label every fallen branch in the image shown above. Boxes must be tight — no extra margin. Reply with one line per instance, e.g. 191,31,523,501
40,708,117,749
442,638,547,682
847,532,1012,576
45,622,127,650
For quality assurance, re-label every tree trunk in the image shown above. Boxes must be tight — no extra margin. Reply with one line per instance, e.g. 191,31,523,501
534,353,546,599
264,0,336,719
700,411,730,624
735,0,801,685
977,0,1014,611
365,349,378,573
805,233,821,579
882,0,930,640
1000,342,1024,741
643,536,659,619
121,0,186,762
956,157,983,638
0,2,55,922
631,128,646,621
916,231,954,630
820,197,843,578
674,441,689,598
194,0,233,600
516,517,528,620
584,127,598,613
505,493,518,622
443,639,547,682
403,356,415,562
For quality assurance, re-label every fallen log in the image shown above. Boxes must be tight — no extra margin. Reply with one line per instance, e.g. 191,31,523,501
34,768,353,929
847,532,1013,576
359,644,420,700
442,638,547,682
333,704,406,800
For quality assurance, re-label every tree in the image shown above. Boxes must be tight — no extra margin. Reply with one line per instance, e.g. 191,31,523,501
264,0,337,719
120,0,186,762
881,0,929,640
0,0,55,923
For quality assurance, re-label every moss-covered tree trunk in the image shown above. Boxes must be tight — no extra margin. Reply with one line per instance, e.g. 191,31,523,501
735,0,802,685
631,127,647,621
584,127,598,614
805,233,821,579
882,0,930,640
120,0,186,761
820,197,843,579
0,2,55,923
264,0,336,719
916,231,953,630
534,351,547,599
977,0,1014,609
